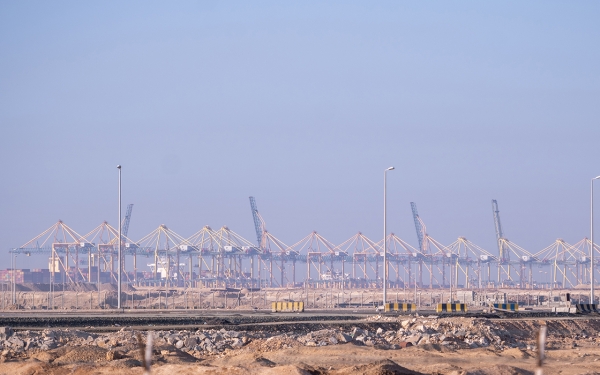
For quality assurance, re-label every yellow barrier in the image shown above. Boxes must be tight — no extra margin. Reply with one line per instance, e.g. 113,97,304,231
492,303,519,312
271,301,304,312
575,304,597,313
384,303,416,312
436,303,467,313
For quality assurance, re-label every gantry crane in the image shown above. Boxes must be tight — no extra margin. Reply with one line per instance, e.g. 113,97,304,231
410,202,429,287
121,204,134,238
249,197,263,248
492,200,507,262
410,202,426,253
492,199,535,287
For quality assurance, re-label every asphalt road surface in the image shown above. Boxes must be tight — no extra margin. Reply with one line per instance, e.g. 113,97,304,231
0,308,597,331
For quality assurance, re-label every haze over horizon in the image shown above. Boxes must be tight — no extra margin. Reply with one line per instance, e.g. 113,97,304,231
1,1,599,271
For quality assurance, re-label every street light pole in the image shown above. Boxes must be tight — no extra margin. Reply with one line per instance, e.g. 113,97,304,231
449,257,453,303
11,253,16,305
414,270,417,306
383,166,395,305
591,176,600,304
117,165,122,309
11,253,14,305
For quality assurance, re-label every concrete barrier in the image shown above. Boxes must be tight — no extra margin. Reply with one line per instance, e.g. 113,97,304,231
436,303,467,313
271,301,304,312
384,303,416,312
575,303,598,313
492,303,519,312
554,306,577,313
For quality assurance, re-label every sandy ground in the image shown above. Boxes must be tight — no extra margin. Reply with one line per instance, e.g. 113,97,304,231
1,285,598,375
1,336,599,375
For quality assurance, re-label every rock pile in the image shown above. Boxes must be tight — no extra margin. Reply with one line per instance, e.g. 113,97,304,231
362,314,600,351
0,315,599,364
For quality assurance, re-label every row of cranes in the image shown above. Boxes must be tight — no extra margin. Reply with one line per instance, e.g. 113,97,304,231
8,199,600,290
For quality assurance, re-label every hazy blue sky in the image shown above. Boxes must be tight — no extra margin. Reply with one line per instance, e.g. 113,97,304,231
1,1,599,268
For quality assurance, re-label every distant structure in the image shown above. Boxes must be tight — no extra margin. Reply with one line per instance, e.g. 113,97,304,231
5,199,599,291
410,202,426,254
249,197,263,248
121,204,134,238
492,200,507,263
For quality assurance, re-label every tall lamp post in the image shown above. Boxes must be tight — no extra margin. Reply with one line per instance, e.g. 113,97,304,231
117,165,122,309
383,166,395,305
591,176,600,304
11,253,17,305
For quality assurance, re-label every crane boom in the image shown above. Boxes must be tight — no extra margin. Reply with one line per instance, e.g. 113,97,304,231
249,197,263,247
121,204,133,238
410,202,425,253
491,199,507,261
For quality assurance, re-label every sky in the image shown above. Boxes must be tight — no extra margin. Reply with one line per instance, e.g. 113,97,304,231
1,1,599,270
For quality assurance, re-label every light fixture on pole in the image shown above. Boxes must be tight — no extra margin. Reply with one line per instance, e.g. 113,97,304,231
591,176,600,304
383,166,395,305
117,165,122,310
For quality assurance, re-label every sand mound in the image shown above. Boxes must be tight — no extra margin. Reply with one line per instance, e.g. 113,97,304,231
331,359,425,375
254,357,276,367
53,346,109,364
30,350,58,363
110,358,143,368
245,335,302,353
153,344,198,364
413,343,454,353
425,363,465,375
464,365,534,375
260,364,315,375
500,348,531,359
0,361,53,375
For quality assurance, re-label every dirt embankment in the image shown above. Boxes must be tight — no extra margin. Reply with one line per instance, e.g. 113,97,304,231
0,316,599,374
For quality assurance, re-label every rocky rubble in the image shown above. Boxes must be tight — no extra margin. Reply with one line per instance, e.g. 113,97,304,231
364,314,600,351
0,315,599,365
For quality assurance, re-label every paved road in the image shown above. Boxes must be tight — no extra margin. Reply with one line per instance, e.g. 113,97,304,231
0,308,597,331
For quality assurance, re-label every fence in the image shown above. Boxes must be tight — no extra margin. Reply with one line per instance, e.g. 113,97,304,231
0,288,593,311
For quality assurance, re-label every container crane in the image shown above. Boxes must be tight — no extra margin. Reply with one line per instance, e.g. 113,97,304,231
491,200,508,262
121,204,134,238
410,202,429,288
249,197,264,248
410,202,427,253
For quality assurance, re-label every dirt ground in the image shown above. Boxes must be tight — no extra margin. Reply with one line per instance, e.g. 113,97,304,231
0,344,599,375
2,314,600,375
